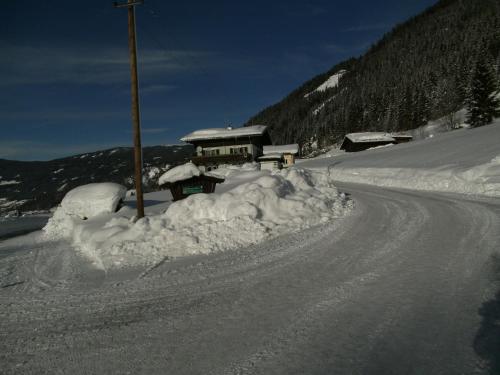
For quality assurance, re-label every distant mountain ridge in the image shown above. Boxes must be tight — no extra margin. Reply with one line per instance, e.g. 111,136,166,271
246,0,500,150
0,145,193,215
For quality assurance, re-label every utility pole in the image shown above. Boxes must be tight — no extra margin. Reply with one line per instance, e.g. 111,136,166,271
114,0,145,218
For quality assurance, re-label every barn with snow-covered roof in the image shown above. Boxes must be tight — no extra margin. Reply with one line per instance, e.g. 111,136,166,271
340,132,396,152
180,125,272,170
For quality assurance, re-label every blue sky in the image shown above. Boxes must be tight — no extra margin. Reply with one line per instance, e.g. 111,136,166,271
1,0,437,161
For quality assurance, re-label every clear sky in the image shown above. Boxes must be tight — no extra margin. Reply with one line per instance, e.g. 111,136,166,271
1,0,437,161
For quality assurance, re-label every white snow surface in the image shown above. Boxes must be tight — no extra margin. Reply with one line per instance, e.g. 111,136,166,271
43,168,351,269
158,162,200,185
0,180,21,186
345,132,395,143
302,120,500,197
51,183,127,220
263,144,299,155
181,125,267,142
305,70,346,97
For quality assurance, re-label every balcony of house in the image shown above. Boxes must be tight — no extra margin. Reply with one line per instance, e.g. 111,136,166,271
190,153,253,167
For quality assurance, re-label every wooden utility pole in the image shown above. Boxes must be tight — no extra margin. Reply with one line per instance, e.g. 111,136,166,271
114,0,145,218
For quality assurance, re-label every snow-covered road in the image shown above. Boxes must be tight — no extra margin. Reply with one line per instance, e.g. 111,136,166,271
1,182,499,374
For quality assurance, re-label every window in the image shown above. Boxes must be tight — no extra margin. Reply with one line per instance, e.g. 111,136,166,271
230,146,248,155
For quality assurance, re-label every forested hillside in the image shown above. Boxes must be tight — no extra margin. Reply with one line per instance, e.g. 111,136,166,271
0,145,192,215
246,0,500,149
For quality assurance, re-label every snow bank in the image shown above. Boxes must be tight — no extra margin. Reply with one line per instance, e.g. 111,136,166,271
43,168,351,269
328,154,500,196
210,162,260,178
55,183,126,219
158,162,200,185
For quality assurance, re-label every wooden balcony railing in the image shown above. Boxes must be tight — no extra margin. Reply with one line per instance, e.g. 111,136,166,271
190,154,253,166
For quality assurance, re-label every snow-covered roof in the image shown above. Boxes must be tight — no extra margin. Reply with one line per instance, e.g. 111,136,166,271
258,153,283,161
158,162,201,185
263,144,299,155
181,125,267,142
391,134,413,139
345,132,395,143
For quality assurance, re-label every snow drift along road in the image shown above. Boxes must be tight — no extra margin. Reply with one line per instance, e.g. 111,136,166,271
302,121,500,197
43,168,351,269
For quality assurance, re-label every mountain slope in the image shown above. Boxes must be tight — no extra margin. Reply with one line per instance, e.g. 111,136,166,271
0,145,193,215
246,0,500,149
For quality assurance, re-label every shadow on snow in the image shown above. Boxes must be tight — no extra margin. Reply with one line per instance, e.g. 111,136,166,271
474,254,500,374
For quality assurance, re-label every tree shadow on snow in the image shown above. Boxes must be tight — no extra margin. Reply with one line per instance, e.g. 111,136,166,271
473,254,500,374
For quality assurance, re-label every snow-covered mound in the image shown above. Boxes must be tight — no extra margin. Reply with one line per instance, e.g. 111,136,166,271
158,162,201,185
44,183,127,239
60,183,126,219
43,168,351,269
210,162,260,178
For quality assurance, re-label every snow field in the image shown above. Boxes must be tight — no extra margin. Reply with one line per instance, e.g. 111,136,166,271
43,168,352,269
327,153,500,196
302,121,500,197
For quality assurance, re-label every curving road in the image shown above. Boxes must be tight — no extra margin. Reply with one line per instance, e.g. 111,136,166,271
1,183,499,374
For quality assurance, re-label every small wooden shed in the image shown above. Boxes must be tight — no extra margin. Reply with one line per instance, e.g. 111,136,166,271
258,153,283,171
158,162,224,201
340,132,395,152
262,144,299,167
161,174,225,201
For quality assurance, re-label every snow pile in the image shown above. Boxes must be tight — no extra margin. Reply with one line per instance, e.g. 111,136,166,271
158,162,200,185
43,168,351,269
209,162,260,178
50,183,126,220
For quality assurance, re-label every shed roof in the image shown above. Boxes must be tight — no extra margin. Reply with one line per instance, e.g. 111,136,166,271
263,144,299,155
345,132,395,143
391,134,413,139
181,125,267,142
258,153,283,161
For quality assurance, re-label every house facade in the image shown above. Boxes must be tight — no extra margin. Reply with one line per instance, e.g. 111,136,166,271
180,125,272,170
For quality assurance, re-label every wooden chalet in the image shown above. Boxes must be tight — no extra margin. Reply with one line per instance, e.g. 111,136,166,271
180,125,272,170
340,132,396,152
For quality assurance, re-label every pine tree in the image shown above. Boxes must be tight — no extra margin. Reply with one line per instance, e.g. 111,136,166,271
465,58,500,127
